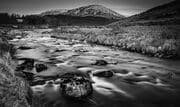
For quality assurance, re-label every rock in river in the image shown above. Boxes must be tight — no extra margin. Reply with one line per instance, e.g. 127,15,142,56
92,59,108,66
16,58,35,71
59,72,93,98
35,63,48,73
92,69,114,78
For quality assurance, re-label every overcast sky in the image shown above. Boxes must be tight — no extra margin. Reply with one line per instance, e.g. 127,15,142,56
0,0,174,16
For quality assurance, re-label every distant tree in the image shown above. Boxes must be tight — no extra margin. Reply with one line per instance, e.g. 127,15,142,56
23,15,46,25
0,13,11,24
0,13,20,24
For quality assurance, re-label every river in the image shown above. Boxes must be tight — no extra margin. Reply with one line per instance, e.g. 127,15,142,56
10,29,180,107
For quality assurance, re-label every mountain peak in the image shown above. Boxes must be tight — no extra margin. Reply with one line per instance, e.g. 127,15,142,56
40,9,68,16
66,4,125,19
40,4,125,19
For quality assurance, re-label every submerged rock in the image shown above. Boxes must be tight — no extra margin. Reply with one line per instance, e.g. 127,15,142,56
35,63,48,73
18,46,32,50
92,69,114,77
16,58,35,71
92,59,108,66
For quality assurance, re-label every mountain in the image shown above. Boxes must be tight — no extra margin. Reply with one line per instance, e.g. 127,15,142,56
108,0,180,26
40,5,125,19
24,5,125,26
40,9,68,16
65,4,125,19
24,14,116,26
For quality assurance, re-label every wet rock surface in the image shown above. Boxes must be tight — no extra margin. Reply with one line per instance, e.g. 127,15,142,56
35,63,48,73
92,69,114,77
92,59,108,66
59,72,93,98
7,29,180,107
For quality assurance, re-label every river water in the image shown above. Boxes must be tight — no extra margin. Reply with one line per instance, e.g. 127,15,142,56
11,29,180,107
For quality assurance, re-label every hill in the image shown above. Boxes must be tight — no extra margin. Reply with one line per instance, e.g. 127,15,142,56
40,9,68,16
40,5,124,19
24,5,125,26
109,0,180,26
65,4,125,19
63,1,179,59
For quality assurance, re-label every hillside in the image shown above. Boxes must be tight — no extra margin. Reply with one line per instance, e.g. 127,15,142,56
40,4,125,20
40,9,68,16
23,14,117,26
65,4,125,19
109,0,180,26
59,0,180,59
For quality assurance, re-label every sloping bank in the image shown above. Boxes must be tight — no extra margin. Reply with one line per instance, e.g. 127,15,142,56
51,25,180,59
0,36,31,107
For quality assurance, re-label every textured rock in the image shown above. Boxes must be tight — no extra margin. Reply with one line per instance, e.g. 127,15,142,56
92,69,114,77
16,58,34,71
18,46,32,50
59,72,93,98
92,59,108,66
35,63,48,73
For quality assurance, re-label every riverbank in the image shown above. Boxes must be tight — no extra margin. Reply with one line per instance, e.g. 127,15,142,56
0,34,31,107
1,27,180,107
51,25,180,59
13,28,180,107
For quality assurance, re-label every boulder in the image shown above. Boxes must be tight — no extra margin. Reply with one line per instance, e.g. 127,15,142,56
16,58,34,71
35,63,48,73
59,72,93,98
92,69,114,77
0,37,10,57
92,59,108,66
18,46,32,50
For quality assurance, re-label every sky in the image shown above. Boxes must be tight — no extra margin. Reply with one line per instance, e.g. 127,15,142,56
0,0,174,16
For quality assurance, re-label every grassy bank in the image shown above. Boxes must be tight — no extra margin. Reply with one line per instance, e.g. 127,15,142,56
0,33,31,107
52,25,180,59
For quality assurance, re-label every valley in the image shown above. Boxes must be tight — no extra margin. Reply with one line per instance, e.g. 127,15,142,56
6,28,180,107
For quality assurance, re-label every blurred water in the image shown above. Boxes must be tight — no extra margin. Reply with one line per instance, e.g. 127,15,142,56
12,29,180,107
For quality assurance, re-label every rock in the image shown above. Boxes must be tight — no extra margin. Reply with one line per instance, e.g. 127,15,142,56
22,71,34,81
92,59,108,66
15,71,34,82
0,37,10,57
74,49,88,53
35,63,48,73
59,72,93,98
16,58,34,71
92,69,114,77
18,46,32,50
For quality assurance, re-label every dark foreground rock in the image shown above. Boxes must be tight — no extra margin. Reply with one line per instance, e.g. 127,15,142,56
92,69,114,77
35,63,48,73
59,72,93,98
92,59,108,66
15,58,35,71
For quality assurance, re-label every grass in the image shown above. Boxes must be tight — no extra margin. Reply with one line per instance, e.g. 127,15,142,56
52,25,180,59
0,34,31,107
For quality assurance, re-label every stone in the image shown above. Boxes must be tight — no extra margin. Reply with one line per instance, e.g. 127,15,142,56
59,72,93,98
74,49,88,53
35,63,48,73
92,59,108,66
16,58,35,71
92,69,114,78
18,46,32,50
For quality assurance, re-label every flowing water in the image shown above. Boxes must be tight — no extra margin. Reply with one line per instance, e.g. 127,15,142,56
11,29,180,107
